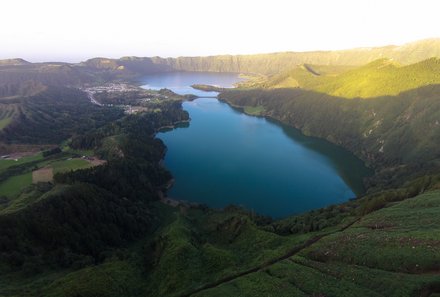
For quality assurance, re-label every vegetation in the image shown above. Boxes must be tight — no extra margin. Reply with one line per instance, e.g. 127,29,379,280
0,90,189,267
191,84,226,92
50,159,91,174
1,40,440,296
80,38,440,75
219,83,440,191
0,117,12,130
258,58,440,98
243,105,265,116
0,63,95,99
3,184,439,297
0,172,32,198
0,104,18,131
0,87,124,146
0,148,98,202
0,153,43,171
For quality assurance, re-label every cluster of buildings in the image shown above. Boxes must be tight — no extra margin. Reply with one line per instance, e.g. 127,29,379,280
80,83,173,115
81,83,140,94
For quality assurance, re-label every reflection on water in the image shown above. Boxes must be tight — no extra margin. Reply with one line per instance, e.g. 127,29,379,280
142,72,371,218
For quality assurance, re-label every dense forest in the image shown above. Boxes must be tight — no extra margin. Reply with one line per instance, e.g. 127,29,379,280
0,87,124,145
0,95,192,296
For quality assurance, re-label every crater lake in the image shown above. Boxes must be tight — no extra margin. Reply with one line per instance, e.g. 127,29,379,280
141,72,371,218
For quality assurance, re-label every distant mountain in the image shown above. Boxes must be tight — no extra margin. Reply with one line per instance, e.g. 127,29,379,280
0,58,30,66
0,62,99,98
80,56,174,75
81,38,440,75
1,38,439,85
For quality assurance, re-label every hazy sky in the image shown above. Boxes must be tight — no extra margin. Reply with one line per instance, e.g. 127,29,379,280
1,0,439,62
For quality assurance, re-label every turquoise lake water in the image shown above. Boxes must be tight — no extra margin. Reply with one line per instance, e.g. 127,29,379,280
141,72,371,218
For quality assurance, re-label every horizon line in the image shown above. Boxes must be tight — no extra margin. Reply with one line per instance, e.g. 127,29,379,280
2,37,439,64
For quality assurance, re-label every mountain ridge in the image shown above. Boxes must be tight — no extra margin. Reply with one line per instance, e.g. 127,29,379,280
83,38,440,75
2,38,440,76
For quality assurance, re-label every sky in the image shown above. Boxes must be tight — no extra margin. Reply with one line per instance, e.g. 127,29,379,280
1,0,439,62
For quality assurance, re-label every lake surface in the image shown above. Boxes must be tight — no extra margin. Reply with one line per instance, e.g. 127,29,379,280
141,71,242,97
142,72,371,218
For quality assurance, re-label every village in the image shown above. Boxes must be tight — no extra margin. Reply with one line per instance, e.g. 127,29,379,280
80,83,171,114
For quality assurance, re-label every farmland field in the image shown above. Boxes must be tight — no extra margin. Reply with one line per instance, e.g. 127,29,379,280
32,167,53,183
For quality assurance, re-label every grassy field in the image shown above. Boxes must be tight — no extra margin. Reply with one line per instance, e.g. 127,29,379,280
32,167,53,183
243,105,265,116
61,145,94,157
0,153,44,172
0,104,18,130
0,116,12,130
0,154,96,199
0,172,32,198
50,159,93,174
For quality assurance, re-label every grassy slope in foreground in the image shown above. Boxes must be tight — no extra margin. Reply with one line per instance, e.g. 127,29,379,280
261,58,440,98
192,190,440,297
18,189,440,297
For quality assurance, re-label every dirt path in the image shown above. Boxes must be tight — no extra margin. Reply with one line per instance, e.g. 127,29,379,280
180,218,362,297
85,91,103,106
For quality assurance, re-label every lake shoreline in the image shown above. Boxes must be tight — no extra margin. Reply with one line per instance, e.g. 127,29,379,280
216,96,372,195
158,97,370,218
141,72,370,218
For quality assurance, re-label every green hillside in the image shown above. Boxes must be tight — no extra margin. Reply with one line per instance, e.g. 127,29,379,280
191,190,440,297
0,104,18,130
260,58,440,98
3,180,439,297
0,87,123,149
220,84,440,191
316,58,440,97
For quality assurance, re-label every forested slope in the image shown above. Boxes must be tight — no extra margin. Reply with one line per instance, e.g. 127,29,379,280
221,85,440,166
0,87,123,146
220,58,440,191
0,97,191,296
